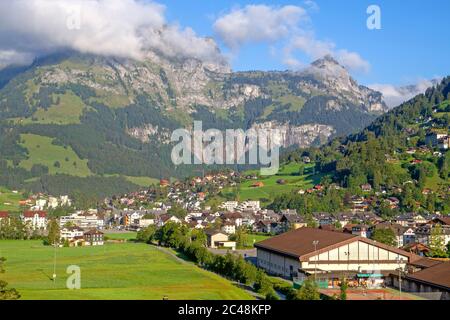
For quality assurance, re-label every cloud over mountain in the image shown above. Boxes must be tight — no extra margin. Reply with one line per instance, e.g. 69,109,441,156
213,4,370,73
0,0,225,68
369,79,441,108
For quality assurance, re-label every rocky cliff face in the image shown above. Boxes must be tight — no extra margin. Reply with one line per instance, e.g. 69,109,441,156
0,51,388,181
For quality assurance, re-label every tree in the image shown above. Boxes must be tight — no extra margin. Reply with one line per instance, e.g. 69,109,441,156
136,225,156,243
45,219,60,246
167,204,187,219
296,277,320,300
429,224,447,258
253,269,272,295
371,228,397,247
298,165,305,176
339,279,348,300
0,257,20,300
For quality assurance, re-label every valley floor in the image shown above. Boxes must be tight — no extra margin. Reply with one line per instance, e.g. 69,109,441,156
0,240,253,300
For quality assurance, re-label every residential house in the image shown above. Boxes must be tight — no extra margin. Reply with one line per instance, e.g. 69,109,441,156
361,184,372,192
83,229,104,246
371,222,416,247
205,230,236,250
222,223,236,235
157,214,181,227
279,214,307,232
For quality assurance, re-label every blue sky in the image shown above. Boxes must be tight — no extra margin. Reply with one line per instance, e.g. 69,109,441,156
158,0,450,86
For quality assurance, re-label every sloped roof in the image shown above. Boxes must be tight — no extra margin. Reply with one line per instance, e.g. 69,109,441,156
255,227,419,262
405,262,450,290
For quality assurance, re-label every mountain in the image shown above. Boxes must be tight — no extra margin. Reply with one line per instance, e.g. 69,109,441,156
285,76,450,204
0,51,387,197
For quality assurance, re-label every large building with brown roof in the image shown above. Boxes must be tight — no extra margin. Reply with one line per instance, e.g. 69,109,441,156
255,227,419,282
389,261,450,300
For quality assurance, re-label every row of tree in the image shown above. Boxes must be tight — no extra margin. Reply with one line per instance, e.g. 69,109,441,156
136,222,323,300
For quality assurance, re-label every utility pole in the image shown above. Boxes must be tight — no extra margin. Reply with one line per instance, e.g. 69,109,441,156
313,240,319,282
396,257,403,299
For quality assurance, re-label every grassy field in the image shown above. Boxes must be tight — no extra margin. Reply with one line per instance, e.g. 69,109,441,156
19,134,92,177
221,162,325,205
245,234,272,247
0,188,25,212
24,92,90,125
0,240,253,300
104,232,138,241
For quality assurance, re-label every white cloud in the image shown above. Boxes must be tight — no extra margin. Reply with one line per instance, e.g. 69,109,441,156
213,4,370,74
369,79,440,108
283,35,370,73
213,5,308,49
0,50,35,69
0,0,224,69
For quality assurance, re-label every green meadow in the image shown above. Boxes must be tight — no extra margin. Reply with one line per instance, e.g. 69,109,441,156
0,240,253,300
222,162,325,205
19,133,92,177
0,188,24,212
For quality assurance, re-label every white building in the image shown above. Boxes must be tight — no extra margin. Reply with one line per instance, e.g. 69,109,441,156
256,227,419,286
222,223,236,235
220,201,239,212
22,211,48,230
60,227,84,241
60,212,104,229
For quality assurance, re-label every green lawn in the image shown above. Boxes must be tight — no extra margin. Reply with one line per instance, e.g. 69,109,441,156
245,234,272,247
222,162,325,205
104,232,138,241
24,92,90,125
0,188,24,212
19,133,92,177
0,240,253,300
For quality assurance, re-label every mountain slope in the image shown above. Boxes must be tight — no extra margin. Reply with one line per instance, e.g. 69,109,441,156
0,51,387,197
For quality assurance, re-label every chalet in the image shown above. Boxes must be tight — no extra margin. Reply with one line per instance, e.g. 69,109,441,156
205,230,236,250
279,214,307,231
385,197,400,209
312,212,336,226
255,227,418,286
22,211,47,230
158,214,181,226
60,226,85,246
335,212,353,228
83,229,104,246
220,212,243,227
402,243,431,257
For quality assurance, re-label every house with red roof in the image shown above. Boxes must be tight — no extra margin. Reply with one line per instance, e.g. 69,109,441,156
21,210,48,230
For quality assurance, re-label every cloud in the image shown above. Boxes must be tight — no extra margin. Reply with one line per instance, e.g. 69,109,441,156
213,5,308,50
369,79,440,108
0,0,225,69
213,4,369,73
0,50,35,69
283,35,370,73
